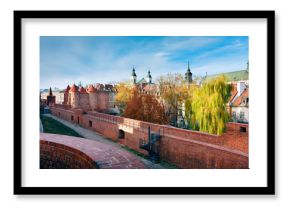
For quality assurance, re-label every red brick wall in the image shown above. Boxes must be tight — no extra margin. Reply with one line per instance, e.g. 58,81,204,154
54,104,71,110
97,92,109,111
223,122,249,153
159,134,248,169
63,92,69,105
51,107,249,169
40,136,97,169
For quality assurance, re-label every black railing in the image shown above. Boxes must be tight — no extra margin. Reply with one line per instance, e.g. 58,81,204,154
139,126,162,163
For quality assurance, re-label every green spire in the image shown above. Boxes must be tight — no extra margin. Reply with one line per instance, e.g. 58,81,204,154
147,70,152,84
131,66,137,77
147,70,152,78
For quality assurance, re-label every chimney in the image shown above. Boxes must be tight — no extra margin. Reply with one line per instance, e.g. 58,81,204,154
237,81,246,96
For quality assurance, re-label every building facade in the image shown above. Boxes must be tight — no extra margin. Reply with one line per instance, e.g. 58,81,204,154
41,88,65,104
228,81,249,123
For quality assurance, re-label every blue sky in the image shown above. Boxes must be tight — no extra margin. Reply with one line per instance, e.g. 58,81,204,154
40,36,248,89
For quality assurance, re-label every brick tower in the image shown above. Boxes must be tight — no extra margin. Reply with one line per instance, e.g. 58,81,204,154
63,85,70,105
87,84,98,110
69,84,79,108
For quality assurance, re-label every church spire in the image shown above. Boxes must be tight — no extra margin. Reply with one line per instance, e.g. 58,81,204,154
131,66,137,84
132,66,136,77
147,70,152,84
49,87,53,96
185,61,192,84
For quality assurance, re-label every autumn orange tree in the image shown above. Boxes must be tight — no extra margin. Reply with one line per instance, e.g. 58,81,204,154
115,82,135,114
123,90,168,124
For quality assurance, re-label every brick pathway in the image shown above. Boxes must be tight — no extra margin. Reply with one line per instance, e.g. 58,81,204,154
42,114,165,169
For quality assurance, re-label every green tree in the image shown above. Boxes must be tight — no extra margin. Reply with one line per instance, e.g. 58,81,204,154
191,75,232,135
157,73,189,126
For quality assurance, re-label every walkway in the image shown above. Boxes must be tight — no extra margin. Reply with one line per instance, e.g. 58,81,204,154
40,118,43,132
42,114,165,169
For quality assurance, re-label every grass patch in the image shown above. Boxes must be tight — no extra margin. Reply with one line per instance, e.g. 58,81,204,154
40,115,83,138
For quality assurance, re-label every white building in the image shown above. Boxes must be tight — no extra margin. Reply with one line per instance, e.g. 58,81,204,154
40,89,65,104
229,81,249,123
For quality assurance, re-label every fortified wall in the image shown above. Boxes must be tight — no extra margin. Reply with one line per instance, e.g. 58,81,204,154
51,105,249,169
63,84,115,113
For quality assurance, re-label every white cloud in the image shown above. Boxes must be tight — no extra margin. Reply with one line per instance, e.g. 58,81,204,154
154,52,170,58
161,37,220,51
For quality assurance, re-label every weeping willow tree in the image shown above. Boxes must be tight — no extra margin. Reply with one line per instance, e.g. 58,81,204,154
184,85,197,129
191,75,232,135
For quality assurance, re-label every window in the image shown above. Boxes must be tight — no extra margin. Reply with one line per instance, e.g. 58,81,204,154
240,112,244,119
89,120,92,127
232,111,236,118
71,115,74,121
242,97,249,105
240,127,247,132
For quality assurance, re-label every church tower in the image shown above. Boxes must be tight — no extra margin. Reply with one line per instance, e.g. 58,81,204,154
131,67,137,84
185,61,193,84
146,70,152,84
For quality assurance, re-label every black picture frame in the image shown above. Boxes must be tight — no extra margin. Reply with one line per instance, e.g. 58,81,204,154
14,10,275,195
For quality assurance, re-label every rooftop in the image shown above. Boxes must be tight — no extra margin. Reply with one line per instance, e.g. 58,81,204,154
207,70,249,81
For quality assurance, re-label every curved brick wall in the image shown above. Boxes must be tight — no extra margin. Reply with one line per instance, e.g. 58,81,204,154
40,133,148,169
40,134,97,169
